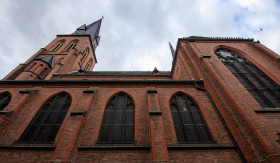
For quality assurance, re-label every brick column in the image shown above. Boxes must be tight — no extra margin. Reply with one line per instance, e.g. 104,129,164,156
51,89,97,162
147,89,169,162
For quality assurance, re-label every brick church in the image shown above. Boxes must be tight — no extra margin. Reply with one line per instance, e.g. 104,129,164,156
0,18,279,162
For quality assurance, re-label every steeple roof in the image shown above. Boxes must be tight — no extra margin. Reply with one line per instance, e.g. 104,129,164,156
37,55,54,67
72,18,103,48
169,42,175,59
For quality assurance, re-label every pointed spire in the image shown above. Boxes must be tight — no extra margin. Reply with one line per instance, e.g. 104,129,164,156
38,55,54,67
169,42,175,59
72,18,103,49
152,67,159,75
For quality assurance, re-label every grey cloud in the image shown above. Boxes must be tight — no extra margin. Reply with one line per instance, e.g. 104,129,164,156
0,0,279,78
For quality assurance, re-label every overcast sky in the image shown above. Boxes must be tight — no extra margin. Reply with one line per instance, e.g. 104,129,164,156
0,0,280,79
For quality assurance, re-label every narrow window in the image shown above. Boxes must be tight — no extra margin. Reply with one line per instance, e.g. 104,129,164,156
34,64,43,74
97,92,135,144
51,40,65,52
80,48,89,63
64,40,78,52
84,59,92,71
18,92,71,144
0,92,11,111
170,92,214,143
27,75,33,80
215,48,280,108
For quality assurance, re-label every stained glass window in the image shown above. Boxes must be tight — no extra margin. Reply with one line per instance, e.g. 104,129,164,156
97,92,135,144
18,92,71,144
170,93,214,143
215,48,280,108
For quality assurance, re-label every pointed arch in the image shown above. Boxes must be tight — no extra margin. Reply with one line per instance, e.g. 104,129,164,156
51,39,66,52
97,92,135,144
84,58,93,71
170,92,214,143
0,91,11,111
64,40,79,52
214,48,280,108
80,47,89,63
18,92,71,143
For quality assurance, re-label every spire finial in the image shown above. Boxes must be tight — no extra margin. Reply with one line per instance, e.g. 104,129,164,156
169,42,175,59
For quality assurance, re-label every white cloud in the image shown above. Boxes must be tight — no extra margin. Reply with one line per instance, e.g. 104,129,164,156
0,0,279,79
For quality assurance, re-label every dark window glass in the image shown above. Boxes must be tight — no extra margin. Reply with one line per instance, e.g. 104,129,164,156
170,93,214,144
18,92,71,144
97,92,135,144
215,48,280,108
0,92,11,111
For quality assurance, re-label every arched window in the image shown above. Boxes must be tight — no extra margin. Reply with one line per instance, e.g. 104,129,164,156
170,92,214,143
51,40,65,52
64,40,78,52
215,48,280,108
18,92,71,143
80,48,89,63
0,92,11,111
34,64,43,74
84,59,92,71
97,92,135,144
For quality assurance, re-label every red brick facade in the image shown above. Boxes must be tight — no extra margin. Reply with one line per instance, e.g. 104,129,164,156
0,25,279,162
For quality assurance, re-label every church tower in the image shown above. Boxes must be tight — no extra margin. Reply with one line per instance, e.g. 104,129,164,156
3,18,102,80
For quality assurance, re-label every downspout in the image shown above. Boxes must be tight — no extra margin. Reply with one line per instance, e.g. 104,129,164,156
194,82,247,163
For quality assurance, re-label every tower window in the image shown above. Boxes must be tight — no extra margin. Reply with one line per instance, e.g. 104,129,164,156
34,65,43,74
97,92,135,144
51,40,65,52
80,48,89,63
215,48,280,108
64,40,79,52
170,92,214,143
84,59,92,71
18,92,71,144
0,92,11,111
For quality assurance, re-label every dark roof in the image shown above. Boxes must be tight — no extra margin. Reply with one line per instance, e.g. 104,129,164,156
72,18,102,47
36,55,54,67
54,71,171,76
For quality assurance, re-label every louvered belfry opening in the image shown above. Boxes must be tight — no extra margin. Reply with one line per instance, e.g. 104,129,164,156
18,92,71,144
215,48,280,108
170,93,214,143
0,92,11,111
97,92,135,144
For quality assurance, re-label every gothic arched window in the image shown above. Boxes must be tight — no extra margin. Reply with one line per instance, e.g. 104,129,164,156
84,59,92,71
18,92,71,144
64,40,78,52
97,92,135,144
215,48,280,108
0,92,11,111
170,92,214,143
80,48,89,63
51,40,65,52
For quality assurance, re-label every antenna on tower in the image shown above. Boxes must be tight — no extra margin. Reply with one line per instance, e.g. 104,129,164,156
102,16,104,20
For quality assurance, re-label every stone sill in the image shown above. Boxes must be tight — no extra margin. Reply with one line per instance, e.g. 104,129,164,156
0,144,56,150
167,144,235,149
79,145,151,150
